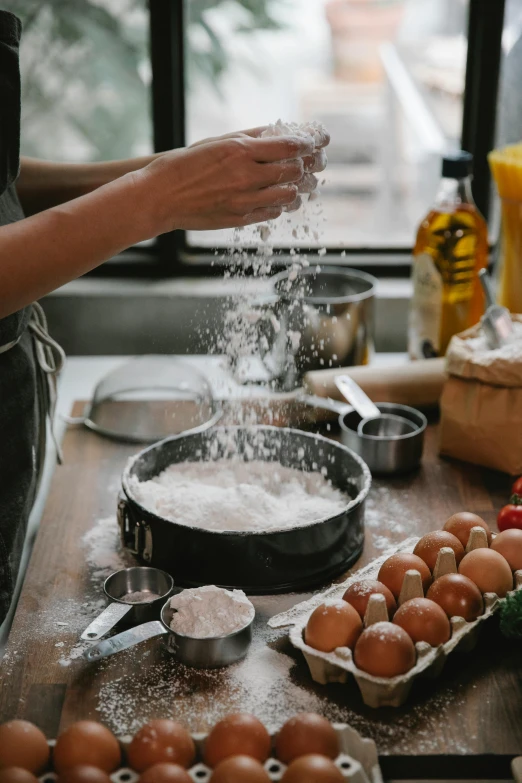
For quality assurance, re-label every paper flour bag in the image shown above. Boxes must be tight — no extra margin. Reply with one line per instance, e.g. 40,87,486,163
439,315,522,474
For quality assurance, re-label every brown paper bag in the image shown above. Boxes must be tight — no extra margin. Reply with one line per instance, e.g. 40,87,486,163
439,315,522,474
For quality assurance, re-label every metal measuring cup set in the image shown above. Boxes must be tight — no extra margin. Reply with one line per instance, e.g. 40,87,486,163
81,566,254,669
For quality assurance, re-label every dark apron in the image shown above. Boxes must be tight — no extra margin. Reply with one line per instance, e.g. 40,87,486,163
0,11,64,624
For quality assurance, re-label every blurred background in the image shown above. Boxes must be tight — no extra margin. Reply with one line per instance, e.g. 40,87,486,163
4,0,487,252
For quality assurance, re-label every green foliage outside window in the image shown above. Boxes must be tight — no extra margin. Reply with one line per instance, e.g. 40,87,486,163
4,0,282,162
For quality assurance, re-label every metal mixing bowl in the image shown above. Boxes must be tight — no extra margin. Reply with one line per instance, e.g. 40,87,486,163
257,266,376,391
119,426,371,593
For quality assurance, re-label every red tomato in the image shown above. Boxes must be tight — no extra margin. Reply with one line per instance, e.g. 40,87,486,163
512,478,522,496
498,497,522,532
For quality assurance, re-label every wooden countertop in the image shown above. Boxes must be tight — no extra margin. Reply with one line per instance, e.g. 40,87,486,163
0,402,520,779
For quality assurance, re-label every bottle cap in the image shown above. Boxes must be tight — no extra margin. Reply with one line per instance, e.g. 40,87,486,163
442,151,473,179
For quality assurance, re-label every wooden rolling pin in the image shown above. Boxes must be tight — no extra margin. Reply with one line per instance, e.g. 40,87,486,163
304,358,446,408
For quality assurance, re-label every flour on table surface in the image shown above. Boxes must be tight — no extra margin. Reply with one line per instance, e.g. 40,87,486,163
169,586,254,638
94,592,471,755
82,515,133,582
128,459,349,533
364,485,410,551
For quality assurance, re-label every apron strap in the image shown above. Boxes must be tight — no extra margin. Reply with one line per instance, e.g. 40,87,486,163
28,302,66,464
0,335,21,354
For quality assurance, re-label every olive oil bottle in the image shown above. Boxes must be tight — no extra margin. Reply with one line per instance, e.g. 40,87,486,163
408,152,488,359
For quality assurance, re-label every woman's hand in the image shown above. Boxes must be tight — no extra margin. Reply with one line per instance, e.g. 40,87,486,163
139,133,319,233
190,126,330,198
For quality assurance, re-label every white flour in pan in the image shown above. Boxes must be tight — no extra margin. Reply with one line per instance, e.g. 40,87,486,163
127,460,348,533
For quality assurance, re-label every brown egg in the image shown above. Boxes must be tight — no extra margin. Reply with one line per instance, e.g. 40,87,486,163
128,720,195,772
443,512,492,546
203,714,271,768
0,769,39,783
413,531,465,571
427,573,483,621
459,548,513,597
393,598,451,646
304,601,362,653
275,714,339,764
491,529,522,571
281,755,344,783
354,622,416,678
209,756,270,783
0,720,49,773
54,722,120,774
56,767,112,783
342,580,397,619
377,554,432,598
139,763,193,783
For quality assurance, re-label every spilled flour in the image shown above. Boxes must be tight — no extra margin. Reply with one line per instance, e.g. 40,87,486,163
128,460,348,532
364,485,410,552
93,592,473,755
82,516,130,581
56,516,134,667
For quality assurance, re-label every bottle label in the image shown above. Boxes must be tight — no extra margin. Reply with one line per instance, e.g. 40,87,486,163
408,252,443,359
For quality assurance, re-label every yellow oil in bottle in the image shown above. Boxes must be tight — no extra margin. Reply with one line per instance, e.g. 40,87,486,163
408,153,488,359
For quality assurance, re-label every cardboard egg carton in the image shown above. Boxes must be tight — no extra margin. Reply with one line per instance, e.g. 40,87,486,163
284,528,522,708
41,723,383,783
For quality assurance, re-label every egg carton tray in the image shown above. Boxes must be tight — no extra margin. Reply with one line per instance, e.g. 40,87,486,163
269,532,522,708
40,723,383,783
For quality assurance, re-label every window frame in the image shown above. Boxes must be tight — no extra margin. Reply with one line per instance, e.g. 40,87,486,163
94,0,507,278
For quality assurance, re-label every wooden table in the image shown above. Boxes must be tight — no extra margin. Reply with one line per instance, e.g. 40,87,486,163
1,402,520,779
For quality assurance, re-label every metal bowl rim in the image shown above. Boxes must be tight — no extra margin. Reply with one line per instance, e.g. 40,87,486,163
339,402,427,442
122,425,371,536
83,402,223,445
103,566,175,603
160,596,255,641
270,265,377,305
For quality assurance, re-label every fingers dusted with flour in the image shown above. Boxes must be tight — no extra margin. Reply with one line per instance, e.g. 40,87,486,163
140,132,319,233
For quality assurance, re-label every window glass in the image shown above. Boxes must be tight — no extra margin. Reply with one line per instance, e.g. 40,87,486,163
495,0,522,148
185,0,470,250
6,0,152,162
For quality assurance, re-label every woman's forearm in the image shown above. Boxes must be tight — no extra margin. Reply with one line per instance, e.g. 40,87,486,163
16,154,163,215
1,133,317,320
0,170,153,319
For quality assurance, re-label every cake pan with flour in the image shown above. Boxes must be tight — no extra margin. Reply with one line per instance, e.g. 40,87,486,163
119,426,371,593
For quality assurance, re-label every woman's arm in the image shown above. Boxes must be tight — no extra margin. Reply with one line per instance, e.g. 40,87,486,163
16,154,163,216
0,133,312,320
16,129,270,215
16,126,329,216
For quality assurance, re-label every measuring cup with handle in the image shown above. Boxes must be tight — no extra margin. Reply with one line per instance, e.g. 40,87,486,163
334,375,417,437
83,597,254,668
81,566,174,641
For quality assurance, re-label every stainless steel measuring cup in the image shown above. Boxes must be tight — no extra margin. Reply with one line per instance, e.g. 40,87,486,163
83,597,254,668
335,375,416,438
81,567,174,642
298,390,426,475
340,402,427,474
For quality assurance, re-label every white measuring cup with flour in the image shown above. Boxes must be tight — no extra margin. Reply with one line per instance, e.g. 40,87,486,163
81,566,174,641
83,588,254,668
